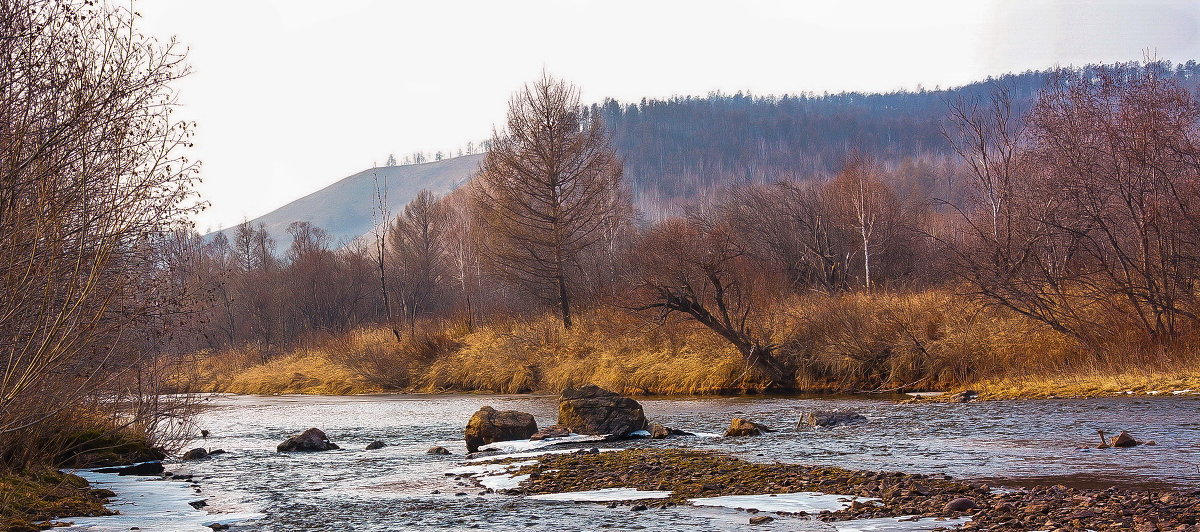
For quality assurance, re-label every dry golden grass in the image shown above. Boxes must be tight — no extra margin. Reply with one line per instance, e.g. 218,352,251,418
184,289,1200,399
188,348,381,395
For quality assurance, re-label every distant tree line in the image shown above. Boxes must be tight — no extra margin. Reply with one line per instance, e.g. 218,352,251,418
171,61,1200,390
594,60,1200,218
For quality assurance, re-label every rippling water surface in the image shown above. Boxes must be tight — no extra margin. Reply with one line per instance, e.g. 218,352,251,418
67,394,1200,531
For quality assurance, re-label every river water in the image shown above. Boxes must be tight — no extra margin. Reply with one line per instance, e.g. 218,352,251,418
61,393,1200,531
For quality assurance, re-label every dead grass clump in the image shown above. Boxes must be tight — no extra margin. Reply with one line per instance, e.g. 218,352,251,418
777,290,1073,392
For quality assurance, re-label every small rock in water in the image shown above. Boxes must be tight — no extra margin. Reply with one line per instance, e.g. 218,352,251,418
208,525,229,531
181,448,209,460
630,504,647,511
276,428,339,452
952,390,978,402
1111,431,1140,448
800,409,867,428
724,418,769,437
529,424,570,440
426,446,451,455
945,497,978,512
749,516,775,525
365,440,386,450
647,423,692,439
93,462,165,476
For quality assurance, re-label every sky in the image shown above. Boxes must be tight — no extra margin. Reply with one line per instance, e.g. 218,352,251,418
135,0,1200,233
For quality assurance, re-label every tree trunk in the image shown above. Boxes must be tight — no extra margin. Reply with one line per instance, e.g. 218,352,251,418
556,272,573,329
741,344,793,391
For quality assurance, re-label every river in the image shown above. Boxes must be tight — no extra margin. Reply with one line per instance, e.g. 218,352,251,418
61,393,1200,531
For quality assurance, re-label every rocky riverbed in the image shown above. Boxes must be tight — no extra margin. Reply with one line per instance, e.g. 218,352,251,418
51,393,1200,531
464,448,1200,531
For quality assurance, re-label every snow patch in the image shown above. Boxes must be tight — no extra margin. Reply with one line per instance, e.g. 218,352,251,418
688,492,880,513
528,487,672,502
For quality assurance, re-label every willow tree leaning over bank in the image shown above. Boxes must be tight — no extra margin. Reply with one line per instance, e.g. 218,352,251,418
471,74,628,329
0,0,200,470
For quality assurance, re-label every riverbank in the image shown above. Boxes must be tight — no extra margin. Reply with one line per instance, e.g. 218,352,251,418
178,290,1200,401
0,471,114,531
953,369,1200,401
470,448,1200,530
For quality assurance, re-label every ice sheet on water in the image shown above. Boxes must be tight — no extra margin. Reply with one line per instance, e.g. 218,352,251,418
477,433,607,454
834,516,971,531
528,487,673,501
478,473,531,491
688,492,880,513
59,471,263,531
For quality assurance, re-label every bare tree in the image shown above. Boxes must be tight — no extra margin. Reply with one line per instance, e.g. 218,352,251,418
632,216,793,390
827,155,901,291
0,0,198,469
389,189,452,335
726,182,852,292
943,64,1200,347
472,74,628,328
371,170,401,341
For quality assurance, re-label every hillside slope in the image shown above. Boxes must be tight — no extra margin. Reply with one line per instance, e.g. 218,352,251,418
208,153,482,245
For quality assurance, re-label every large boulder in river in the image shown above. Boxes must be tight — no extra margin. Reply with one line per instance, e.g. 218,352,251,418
464,406,538,453
276,428,339,452
800,410,867,428
557,385,647,437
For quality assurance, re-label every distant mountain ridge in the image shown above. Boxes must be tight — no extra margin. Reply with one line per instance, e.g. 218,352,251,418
206,153,483,246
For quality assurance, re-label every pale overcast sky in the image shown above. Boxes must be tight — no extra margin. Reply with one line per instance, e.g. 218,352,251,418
136,0,1200,232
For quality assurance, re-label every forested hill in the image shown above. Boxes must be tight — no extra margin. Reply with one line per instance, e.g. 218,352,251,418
216,61,1200,242
593,60,1200,215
